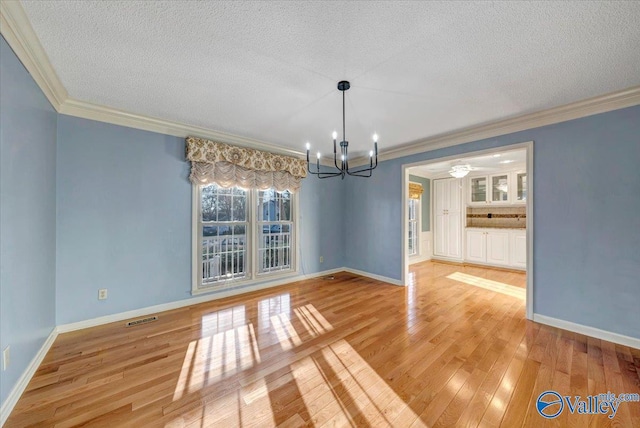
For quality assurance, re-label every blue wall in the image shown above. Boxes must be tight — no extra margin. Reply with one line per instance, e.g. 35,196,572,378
55,115,344,324
409,174,430,232
0,37,57,404
345,105,640,339
299,167,345,275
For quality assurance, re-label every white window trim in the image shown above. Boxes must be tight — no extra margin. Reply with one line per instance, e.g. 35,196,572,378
191,185,299,295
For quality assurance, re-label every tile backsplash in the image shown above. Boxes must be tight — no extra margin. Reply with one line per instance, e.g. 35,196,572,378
466,206,526,229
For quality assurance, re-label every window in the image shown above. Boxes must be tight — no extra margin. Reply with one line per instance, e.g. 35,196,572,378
194,184,296,292
408,198,419,256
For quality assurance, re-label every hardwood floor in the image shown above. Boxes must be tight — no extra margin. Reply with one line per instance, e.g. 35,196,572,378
6,261,640,427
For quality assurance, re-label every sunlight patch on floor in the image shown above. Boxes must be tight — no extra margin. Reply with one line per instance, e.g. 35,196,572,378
271,312,302,350
273,303,334,351
447,271,525,300
170,303,427,426
173,306,262,401
291,339,426,427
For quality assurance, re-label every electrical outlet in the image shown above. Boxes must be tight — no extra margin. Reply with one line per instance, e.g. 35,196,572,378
2,346,9,370
98,289,108,300
319,256,324,263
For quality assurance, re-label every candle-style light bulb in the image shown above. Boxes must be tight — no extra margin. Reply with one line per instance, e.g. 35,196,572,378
316,152,321,159
305,142,310,151
373,133,378,142
332,131,338,141
341,154,345,161
369,150,373,157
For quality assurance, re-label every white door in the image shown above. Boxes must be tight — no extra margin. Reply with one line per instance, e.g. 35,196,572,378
433,178,462,259
486,230,510,266
447,209,462,258
433,179,448,257
466,230,486,263
446,179,462,258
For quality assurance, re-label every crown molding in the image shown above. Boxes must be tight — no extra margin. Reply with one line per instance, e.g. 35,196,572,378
3,0,639,163
0,0,67,109
349,85,640,166
59,98,306,158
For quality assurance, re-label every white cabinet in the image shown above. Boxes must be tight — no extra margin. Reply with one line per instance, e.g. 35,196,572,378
434,178,462,260
469,176,487,204
466,229,508,265
490,174,510,203
513,171,527,204
510,229,527,269
466,230,486,263
465,228,526,270
468,170,527,205
486,230,510,265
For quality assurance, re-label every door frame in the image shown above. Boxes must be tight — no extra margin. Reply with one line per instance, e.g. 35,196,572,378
401,141,534,320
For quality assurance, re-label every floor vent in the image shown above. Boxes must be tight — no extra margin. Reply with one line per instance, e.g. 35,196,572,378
126,316,158,327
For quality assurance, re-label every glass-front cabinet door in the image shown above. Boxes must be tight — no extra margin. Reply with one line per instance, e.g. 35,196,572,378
470,177,487,203
515,172,527,203
491,174,509,202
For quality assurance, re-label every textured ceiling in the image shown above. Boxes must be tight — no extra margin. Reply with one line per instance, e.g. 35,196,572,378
20,1,640,156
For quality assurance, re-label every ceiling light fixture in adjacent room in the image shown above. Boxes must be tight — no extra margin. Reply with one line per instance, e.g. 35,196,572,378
305,81,378,179
449,163,472,178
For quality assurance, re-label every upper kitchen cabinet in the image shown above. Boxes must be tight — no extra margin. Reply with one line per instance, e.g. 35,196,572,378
490,174,509,203
513,171,527,204
469,176,487,204
468,170,526,205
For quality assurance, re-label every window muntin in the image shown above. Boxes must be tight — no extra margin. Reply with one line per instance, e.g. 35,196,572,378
201,185,248,284
258,190,292,274
408,198,419,256
196,184,295,291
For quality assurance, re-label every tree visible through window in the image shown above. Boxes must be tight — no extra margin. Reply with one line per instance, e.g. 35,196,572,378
197,184,295,289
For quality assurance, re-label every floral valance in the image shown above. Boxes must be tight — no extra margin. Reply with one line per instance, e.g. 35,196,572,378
186,137,307,191
409,182,423,199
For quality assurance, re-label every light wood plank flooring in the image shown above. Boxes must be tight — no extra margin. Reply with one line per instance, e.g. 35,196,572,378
6,261,640,427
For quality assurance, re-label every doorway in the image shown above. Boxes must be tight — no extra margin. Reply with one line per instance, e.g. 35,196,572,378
401,142,533,319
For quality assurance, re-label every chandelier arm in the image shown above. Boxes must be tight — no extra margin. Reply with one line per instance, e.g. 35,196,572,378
346,163,377,176
318,172,345,179
347,168,372,177
308,160,344,177
309,167,343,178
346,153,378,175
333,150,342,171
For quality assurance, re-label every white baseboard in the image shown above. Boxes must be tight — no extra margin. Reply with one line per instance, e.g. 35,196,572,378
409,255,431,265
431,256,464,264
343,267,404,286
56,268,345,333
0,327,58,426
533,314,640,350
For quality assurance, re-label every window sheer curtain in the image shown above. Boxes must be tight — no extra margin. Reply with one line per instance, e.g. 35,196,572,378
186,137,307,192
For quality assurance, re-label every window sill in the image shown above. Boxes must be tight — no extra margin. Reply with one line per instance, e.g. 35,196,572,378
191,270,299,296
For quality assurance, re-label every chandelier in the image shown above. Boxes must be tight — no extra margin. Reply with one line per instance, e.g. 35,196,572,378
449,163,472,178
306,81,378,179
